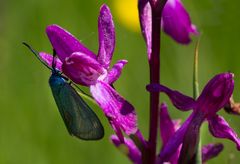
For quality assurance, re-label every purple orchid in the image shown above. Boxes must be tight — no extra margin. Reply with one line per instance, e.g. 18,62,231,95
158,103,224,163
109,101,225,164
147,73,240,163
39,4,137,138
138,0,198,58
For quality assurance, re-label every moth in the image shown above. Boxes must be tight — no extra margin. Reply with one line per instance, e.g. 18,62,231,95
23,43,104,140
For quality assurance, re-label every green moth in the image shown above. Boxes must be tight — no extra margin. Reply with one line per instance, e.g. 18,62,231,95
24,43,104,140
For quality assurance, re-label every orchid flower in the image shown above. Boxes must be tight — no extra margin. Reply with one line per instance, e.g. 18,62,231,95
147,73,239,163
138,0,198,58
158,103,224,163
39,4,137,140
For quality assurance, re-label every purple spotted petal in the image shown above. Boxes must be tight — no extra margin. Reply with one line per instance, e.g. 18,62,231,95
104,60,128,84
146,84,196,110
39,52,62,71
159,103,181,164
196,73,234,117
162,0,198,44
202,143,224,162
46,24,96,62
138,0,152,60
90,81,137,135
208,115,240,150
97,4,115,69
62,52,106,86
111,135,141,164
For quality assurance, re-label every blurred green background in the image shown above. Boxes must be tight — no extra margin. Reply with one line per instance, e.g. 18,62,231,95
0,0,240,163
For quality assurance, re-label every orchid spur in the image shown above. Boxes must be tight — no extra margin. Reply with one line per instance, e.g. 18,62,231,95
39,4,138,140
147,73,240,163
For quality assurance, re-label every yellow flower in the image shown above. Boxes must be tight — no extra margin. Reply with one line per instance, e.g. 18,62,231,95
112,0,140,32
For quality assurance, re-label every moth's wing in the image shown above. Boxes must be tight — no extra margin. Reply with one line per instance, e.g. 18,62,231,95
51,82,104,140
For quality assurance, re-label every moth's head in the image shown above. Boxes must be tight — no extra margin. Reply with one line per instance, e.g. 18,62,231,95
49,72,66,87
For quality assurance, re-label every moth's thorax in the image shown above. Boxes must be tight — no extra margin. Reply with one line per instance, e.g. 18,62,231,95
49,72,66,91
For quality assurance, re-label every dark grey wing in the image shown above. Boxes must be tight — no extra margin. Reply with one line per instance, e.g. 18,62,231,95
51,82,104,140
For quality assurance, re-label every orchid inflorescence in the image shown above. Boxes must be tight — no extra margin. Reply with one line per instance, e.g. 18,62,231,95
27,1,240,163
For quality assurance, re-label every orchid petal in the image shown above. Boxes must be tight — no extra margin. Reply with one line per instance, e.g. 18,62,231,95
62,52,106,86
90,81,137,135
159,111,195,162
46,24,96,62
202,143,224,162
97,4,115,69
39,52,62,71
160,103,181,164
134,130,148,149
162,0,198,44
196,73,234,117
138,0,152,60
104,60,128,84
178,111,204,163
208,115,240,150
110,121,125,143
111,135,141,164
147,84,196,111
160,103,176,146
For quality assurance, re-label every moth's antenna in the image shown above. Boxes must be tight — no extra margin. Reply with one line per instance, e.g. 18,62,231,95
23,42,52,71
71,82,92,98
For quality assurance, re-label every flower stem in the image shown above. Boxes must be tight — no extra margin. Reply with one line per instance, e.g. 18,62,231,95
193,39,202,164
193,40,200,99
148,6,162,164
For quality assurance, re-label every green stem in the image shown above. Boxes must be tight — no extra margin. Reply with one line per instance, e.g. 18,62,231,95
193,40,199,99
193,39,202,164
